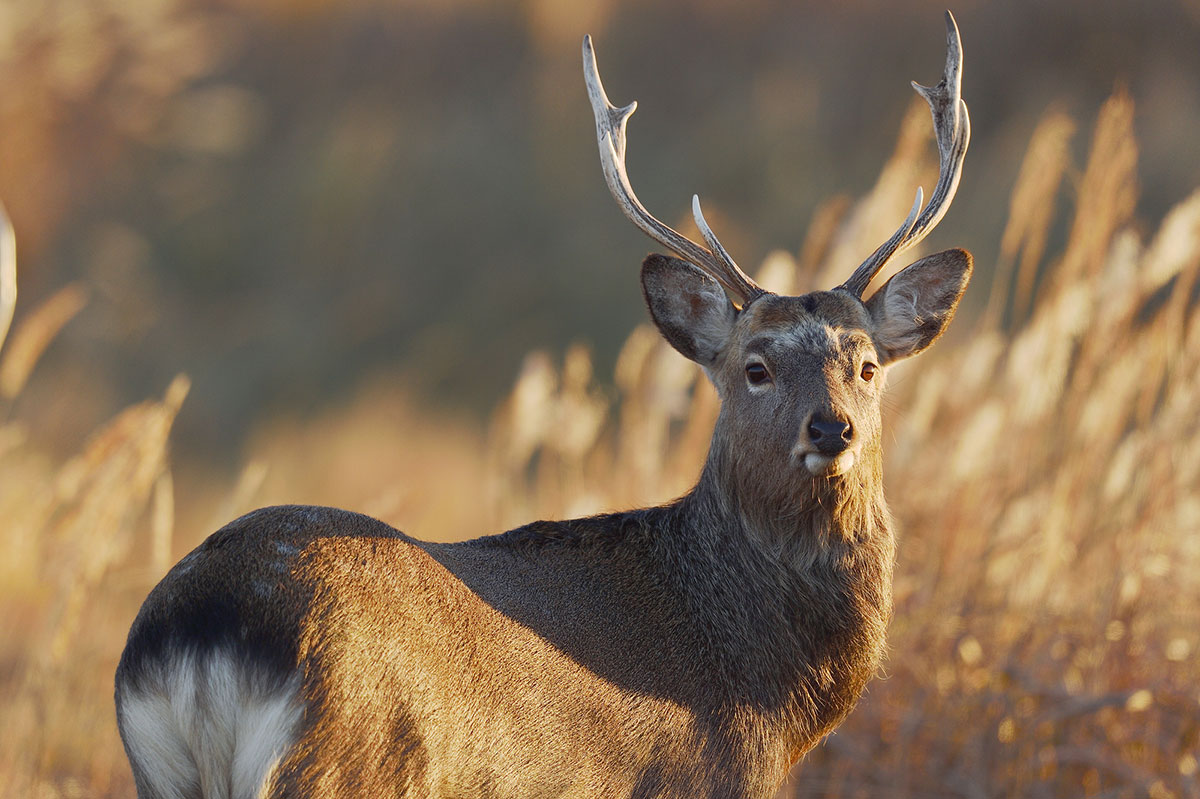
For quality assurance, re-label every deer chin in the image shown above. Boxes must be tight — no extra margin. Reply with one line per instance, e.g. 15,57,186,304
798,450,856,478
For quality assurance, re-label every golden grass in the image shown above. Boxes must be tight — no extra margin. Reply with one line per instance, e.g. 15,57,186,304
1,91,1198,797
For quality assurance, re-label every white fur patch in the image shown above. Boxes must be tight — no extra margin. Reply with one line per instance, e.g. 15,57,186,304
119,688,201,799
118,650,302,799
800,450,856,477
781,321,836,353
874,280,927,353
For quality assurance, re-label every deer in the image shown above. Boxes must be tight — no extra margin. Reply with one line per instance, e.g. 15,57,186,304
115,12,971,799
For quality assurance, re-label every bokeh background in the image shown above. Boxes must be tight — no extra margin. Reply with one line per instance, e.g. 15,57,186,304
4,0,1200,458
1,0,1199,796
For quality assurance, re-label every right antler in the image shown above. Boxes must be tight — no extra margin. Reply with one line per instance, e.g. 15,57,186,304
583,35,767,308
840,10,971,298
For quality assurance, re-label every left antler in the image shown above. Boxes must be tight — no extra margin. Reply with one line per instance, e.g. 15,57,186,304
583,35,766,307
840,10,971,298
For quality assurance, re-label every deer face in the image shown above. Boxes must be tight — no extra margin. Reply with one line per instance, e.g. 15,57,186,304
642,249,972,480
722,289,884,479
586,14,971,486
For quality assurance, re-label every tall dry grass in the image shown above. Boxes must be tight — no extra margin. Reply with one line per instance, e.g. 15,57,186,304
786,93,1199,799
0,208,189,796
484,90,1200,798
1,89,1197,797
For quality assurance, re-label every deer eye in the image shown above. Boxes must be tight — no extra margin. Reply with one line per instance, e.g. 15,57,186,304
860,362,878,382
745,362,772,386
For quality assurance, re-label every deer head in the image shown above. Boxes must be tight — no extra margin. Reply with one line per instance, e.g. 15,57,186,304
584,14,972,510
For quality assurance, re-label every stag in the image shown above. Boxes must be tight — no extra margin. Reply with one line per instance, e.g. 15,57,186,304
116,12,971,799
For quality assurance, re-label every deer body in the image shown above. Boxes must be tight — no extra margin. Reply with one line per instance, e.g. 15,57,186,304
117,15,972,799
119,475,888,797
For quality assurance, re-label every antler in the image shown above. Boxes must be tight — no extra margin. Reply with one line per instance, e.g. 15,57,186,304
583,35,766,307
840,10,972,298
0,205,15,356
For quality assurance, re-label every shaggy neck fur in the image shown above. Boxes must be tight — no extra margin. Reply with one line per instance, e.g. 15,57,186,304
666,426,895,761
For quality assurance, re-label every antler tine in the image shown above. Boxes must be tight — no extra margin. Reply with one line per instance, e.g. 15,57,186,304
841,10,971,298
583,35,765,306
0,204,15,356
841,189,923,298
901,11,971,255
692,195,746,285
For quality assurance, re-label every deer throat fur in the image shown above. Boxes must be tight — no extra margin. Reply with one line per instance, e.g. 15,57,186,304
681,439,896,761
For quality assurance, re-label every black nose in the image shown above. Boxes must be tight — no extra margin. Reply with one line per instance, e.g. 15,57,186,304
808,416,853,454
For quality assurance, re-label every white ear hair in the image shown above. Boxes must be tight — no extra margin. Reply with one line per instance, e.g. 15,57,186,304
866,249,972,363
641,254,737,367
873,281,926,353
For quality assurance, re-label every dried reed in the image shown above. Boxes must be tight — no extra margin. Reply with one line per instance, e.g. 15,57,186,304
0,246,189,796
488,92,1200,798
2,89,1197,798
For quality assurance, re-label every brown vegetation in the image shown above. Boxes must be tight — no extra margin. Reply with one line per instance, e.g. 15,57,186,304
2,89,1198,797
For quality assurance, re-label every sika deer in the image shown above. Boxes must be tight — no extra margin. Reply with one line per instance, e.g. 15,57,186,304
116,13,971,799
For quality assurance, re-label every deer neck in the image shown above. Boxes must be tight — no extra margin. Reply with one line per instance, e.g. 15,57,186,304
690,425,889,555
671,430,895,757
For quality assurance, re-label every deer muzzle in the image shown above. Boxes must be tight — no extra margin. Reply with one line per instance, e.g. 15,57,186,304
792,412,857,477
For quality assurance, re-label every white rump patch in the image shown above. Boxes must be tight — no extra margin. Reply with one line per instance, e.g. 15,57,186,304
118,650,302,799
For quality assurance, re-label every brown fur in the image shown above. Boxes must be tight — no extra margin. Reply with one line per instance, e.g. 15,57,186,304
116,248,970,798
117,19,973,787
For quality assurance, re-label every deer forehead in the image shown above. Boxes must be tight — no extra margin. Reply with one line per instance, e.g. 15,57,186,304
735,292,875,358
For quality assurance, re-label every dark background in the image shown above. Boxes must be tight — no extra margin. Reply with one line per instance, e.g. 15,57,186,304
2,0,1198,462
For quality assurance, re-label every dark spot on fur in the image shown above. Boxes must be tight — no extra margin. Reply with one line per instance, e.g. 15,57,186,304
631,764,667,799
383,705,429,792
751,299,808,329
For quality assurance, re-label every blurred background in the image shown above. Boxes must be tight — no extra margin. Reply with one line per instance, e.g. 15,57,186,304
2,0,1198,461
2,0,1199,796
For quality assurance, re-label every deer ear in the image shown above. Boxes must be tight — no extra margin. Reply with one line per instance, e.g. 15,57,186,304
641,254,736,367
866,248,972,364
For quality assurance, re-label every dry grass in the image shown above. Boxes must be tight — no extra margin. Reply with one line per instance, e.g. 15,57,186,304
1,91,1198,798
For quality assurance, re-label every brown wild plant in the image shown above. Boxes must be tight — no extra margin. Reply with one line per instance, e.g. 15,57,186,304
0,208,190,798
0,50,1197,799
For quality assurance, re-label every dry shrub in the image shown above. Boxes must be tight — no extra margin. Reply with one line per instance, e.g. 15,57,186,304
239,375,488,540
